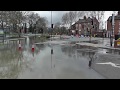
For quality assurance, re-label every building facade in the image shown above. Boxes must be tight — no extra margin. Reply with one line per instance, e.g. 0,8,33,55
70,16,99,36
107,11,120,38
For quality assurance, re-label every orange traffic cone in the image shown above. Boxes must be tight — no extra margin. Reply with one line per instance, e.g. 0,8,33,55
18,43,22,51
32,44,35,52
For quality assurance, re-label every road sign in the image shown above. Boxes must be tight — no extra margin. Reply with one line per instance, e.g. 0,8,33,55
117,41,120,46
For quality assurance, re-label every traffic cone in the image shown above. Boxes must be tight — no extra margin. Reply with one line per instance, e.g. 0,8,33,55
18,43,22,51
32,44,35,52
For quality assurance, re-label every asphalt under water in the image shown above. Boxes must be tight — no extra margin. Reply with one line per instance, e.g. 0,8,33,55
0,37,120,79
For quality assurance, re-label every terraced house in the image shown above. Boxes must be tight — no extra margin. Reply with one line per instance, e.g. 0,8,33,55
107,11,120,38
70,16,99,36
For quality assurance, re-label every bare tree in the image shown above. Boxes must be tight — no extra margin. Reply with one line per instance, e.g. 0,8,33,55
28,12,40,25
72,11,78,22
113,11,118,15
53,22,61,34
36,17,48,31
77,11,85,19
62,13,69,25
89,11,105,29
68,11,75,26
54,22,61,28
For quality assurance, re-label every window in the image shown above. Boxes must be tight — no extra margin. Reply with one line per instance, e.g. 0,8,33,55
119,22,120,25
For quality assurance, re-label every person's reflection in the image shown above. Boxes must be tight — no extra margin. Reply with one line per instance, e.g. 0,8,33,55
82,52,85,56
32,52,34,57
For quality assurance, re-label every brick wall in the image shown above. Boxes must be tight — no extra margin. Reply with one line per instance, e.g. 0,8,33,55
114,20,120,35
107,19,120,35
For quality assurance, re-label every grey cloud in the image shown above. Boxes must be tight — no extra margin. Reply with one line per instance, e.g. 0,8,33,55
47,11,69,24
34,11,69,26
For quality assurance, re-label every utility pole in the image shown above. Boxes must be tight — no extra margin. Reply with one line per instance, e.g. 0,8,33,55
110,14,114,47
89,19,94,43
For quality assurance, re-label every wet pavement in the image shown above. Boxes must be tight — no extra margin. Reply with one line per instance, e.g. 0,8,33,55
0,36,120,79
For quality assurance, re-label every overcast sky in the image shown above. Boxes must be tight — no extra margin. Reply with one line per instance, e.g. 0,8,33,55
34,11,114,28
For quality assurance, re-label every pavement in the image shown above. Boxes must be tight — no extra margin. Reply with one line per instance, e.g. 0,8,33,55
69,37,120,50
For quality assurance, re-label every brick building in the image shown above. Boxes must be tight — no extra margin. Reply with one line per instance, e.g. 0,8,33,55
107,11,120,38
70,16,99,36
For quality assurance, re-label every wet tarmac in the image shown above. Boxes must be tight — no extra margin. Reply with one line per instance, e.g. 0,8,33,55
0,36,120,79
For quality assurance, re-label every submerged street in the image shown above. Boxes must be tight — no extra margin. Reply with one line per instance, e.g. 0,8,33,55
0,36,120,79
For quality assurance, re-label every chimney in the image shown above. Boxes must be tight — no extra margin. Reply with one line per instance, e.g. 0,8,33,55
118,11,120,15
83,16,86,19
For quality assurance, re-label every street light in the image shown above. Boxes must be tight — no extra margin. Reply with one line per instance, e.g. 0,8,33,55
51,11,53,41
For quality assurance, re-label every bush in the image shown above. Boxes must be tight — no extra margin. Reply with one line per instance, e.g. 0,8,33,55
117,38,120,40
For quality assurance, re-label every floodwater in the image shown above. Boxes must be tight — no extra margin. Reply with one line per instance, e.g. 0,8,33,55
76,44,120,79
0,36,120,79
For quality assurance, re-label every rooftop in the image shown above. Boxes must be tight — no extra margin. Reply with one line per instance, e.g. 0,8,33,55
107,11,120,21
74,17,93,25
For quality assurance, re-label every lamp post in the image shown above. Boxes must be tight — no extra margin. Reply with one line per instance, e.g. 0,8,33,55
51,11,53,41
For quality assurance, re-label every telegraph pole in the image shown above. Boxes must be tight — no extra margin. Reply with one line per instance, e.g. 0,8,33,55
89,19,94,43
110,14,114,47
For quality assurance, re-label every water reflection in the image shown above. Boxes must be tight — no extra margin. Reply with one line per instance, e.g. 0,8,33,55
0,36,48,79
98,48,120,55
0,48,25,79
61,45,77,59
61,44,97,60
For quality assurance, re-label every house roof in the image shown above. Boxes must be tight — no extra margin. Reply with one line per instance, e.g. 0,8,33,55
107,15,120,21
75,18,92,24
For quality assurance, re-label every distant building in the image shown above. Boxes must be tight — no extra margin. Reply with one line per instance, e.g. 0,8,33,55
107,11,120,38
70,16,99,36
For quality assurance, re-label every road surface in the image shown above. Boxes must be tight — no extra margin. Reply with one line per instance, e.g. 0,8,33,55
0,36,105,79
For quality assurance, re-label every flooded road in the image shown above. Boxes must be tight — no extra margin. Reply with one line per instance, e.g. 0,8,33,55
0,36,120,79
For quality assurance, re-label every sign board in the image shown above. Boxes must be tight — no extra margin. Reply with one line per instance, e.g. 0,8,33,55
117,41,120,46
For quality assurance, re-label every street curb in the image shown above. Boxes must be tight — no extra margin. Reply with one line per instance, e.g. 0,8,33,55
76,43,120,51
